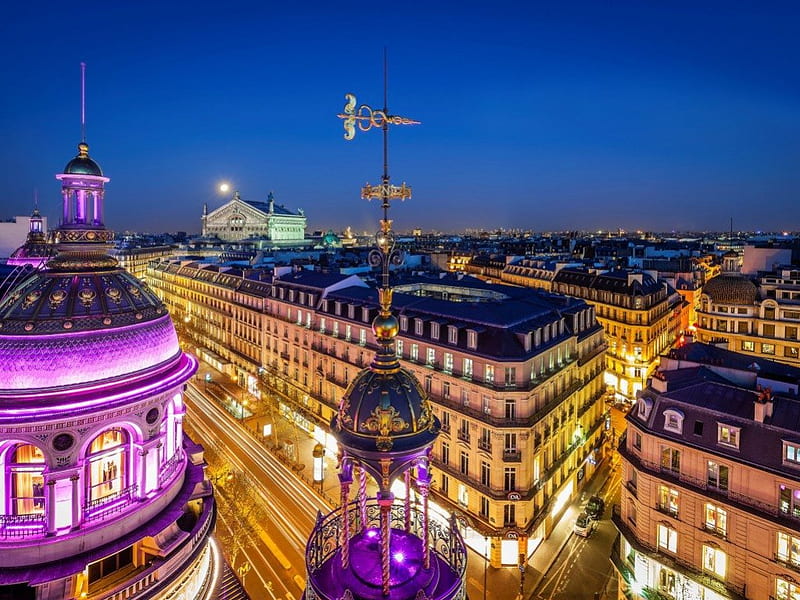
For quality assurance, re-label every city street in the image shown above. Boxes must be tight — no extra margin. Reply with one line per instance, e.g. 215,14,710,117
184,383,327,600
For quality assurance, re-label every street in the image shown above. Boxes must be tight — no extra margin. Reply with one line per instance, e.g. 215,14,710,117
185,382,328,600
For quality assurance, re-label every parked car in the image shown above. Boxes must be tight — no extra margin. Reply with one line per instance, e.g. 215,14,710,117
586,495,605,520
574,512,596,537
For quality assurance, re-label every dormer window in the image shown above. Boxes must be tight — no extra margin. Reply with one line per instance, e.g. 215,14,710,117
717,424,740,449
448,326,458,344
663,409,685,434
467,330,478,350
348,305,355,319
415,319,424,336
335,302,342,316
431,322,440,340
400,316,408,331
637,398,653,421
362,307,370,322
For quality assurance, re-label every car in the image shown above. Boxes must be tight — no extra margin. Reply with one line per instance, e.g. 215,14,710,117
586,495,605,520
574,512,596,537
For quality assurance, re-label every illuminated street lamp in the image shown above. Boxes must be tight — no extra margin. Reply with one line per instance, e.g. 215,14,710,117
312,443,325,491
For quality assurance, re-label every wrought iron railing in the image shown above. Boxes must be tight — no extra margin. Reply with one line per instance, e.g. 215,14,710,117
305,498,466,600
84,484,138,522
159,451,185,487
0,513,46,538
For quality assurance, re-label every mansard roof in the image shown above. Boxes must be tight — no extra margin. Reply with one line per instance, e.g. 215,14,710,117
632,365,800,480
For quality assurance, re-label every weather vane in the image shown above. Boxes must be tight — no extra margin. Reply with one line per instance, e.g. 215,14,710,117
337,51,419,323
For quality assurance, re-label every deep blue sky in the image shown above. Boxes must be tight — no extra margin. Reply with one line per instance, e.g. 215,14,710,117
2,1,799,234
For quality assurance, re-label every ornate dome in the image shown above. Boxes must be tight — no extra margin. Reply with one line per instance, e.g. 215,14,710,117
334,363,438,454
0,268,180,391
703,275,758,305
63,142,103,176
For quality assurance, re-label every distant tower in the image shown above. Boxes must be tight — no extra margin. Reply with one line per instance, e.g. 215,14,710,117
303,78,466,600
7,203,54,268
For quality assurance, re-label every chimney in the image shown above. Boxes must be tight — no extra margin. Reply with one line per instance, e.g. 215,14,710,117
754,388,774,423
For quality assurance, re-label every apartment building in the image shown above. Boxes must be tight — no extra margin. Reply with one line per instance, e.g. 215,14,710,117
147,260,271,394
612,342,800,600
147,262,610,567
552,268,685,400
696,266,800,368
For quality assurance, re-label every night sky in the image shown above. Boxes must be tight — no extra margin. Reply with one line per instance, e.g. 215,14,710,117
1,1,799,234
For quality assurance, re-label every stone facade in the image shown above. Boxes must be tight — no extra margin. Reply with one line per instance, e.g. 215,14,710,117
201,191,306,244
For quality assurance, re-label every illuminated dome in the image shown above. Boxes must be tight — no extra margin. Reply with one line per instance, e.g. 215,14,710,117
0,269,179,390
0,92,221,597
703,275,758,305
63,142,103,176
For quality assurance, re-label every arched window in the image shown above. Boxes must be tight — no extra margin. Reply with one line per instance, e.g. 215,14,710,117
9,444,45,516
86,429,129,502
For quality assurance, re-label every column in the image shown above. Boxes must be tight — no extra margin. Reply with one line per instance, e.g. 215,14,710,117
137,447,148,499
378,492,394,596
70,473,80,530
46,479,57,536
62,190,70,224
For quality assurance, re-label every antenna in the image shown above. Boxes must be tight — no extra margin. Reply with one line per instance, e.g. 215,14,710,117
34,188,39,210
80,62,87,142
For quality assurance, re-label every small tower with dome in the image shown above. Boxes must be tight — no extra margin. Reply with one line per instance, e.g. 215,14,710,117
302,87,466,600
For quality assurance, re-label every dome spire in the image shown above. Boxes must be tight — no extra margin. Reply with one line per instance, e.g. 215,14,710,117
303,54,465,600
51,63,114,271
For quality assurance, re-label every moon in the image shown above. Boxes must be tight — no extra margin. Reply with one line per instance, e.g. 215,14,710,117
219,183,230,193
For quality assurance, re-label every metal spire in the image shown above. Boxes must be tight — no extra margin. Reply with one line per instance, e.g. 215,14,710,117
337,54,419,321
80,62,87,143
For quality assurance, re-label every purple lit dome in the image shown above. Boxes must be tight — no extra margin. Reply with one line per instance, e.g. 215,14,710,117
0,268,180,391
63,141,103,176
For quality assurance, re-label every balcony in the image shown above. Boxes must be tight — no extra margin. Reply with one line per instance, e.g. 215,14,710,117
478,438,492,453
655,503,679,519
625,480,638,498
503,449,522,462
620,443,800,534
0,513,45,539
457,430,471,444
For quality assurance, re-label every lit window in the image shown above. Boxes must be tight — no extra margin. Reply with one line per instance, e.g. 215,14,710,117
463,358,473,379
444,353,454,374
702,545,726,578
458,484,468,506
717,424,740,449
661,447,680,474
777,532,800,568
431,322,440,340
705,504,727,537
359,328,366,346
780,485,800,518
762,343,776,355
657,523,677,553
415,319,424,336
657,485,679,517
777,577,800,600
741,340,755,352
395,339,403,358
426,347,436,367
485,365,495,384
410,344,419,362
707,461,729,491
785,442,800,465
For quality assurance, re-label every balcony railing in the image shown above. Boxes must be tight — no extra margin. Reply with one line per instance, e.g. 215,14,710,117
84,484,138,522
612,506,746,600
457,430,471,444
621,443,800,534
0,513,46,538
503,449,522,462
655,503,679,519
478,439,492,453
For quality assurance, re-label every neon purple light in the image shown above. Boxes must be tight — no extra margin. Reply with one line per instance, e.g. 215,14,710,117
0,315,180,391
0,355,197,420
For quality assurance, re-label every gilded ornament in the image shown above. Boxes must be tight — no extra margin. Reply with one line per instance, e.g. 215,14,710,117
49,289,67,308
78,288,96,307
21,290,41,310
106,287,122,303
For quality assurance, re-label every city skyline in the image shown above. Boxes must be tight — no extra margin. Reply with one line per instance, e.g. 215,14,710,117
2,1,799,234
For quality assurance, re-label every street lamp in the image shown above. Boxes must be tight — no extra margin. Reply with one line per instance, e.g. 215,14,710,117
312,443,325,491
